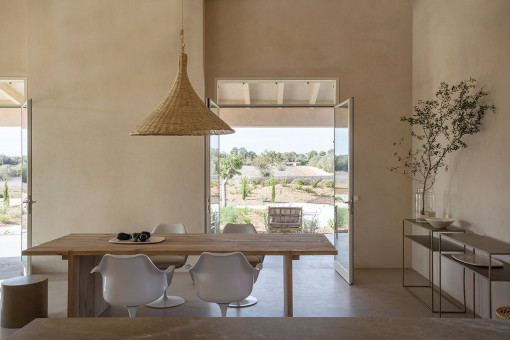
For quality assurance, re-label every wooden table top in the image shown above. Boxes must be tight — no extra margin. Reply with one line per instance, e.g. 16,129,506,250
22,233,337,256
9,317,510,340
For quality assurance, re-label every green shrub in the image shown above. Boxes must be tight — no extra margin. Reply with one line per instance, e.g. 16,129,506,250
336,207,349,228
303,217,321,233
310,179,319,188
292,183,302,191
296,178,307,186
304,187,313,194
327,219,335,229
220,206,251,226
279,178,288,187
210,180,217,188
259,194,268,202
241,177,248,200
3,181,9,206
250,178,259,185
325,179,334,189
220,206,239,225
263,178,272,187
277,164,286,171
271,175,275,202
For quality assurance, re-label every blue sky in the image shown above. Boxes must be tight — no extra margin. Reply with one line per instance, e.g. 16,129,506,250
220,128,348,155
1,127,348,157
0,127,22,156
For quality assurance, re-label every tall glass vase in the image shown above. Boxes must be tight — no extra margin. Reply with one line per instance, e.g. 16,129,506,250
415,188,436,222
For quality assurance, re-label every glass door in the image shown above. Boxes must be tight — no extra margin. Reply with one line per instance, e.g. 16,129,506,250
206,99,221,233
334,97,354,284
21,99,33,274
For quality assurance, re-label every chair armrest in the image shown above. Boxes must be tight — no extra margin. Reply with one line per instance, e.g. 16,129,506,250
164,265,175,285
253,263,263,282
90,264,101,274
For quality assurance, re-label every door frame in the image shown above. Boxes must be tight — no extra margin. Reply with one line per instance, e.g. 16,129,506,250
0,77,32,274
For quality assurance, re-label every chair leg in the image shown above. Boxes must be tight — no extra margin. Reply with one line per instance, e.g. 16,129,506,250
229,295,258,308
126,306,138,318
146,291,185,309
217,303,229,317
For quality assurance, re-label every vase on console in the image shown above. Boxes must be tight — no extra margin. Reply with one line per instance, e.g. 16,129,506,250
415,188,435,222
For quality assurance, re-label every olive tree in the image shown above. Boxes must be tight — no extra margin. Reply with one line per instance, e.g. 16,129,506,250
220,153,244,207
391,78,495,214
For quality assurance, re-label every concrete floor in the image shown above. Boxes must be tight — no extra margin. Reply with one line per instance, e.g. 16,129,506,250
1,255,439,339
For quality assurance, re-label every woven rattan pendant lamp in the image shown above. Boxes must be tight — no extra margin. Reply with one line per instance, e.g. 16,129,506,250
130,1,234,136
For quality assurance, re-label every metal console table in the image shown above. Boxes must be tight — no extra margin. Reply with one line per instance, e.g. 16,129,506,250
402,219,465,313
439,233,510,318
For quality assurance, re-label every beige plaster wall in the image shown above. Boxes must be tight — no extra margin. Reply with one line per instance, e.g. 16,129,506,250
0,0,28,77
27,0,205,272
413,0,510,317
205,0,413,268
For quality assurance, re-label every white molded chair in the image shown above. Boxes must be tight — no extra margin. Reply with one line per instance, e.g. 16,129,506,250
223,223,264,307
189,252,262,317
146,223,188,308
91,254,175,317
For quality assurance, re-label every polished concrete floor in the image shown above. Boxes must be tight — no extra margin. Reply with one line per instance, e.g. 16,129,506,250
0,254,441,338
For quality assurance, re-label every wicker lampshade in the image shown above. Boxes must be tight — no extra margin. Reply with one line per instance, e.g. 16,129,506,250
130,52,234,136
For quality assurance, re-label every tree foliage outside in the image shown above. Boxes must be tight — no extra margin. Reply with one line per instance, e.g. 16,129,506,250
220,153,244,207
253,155,272,177
391,79,495,213
335,155,348,172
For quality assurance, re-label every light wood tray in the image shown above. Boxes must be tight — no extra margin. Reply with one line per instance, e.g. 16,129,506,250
108,236,165,244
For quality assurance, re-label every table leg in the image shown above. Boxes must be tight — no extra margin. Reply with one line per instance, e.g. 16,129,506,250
283,254,293,317
67,254,74,317
67,255,109,317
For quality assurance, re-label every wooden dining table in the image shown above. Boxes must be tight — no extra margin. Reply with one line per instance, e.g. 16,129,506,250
22,233,337,317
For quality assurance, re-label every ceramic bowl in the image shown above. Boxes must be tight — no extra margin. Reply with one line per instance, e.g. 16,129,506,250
425,217,455,229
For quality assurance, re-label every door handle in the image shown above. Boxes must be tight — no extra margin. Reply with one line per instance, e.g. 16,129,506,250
23,197,36,214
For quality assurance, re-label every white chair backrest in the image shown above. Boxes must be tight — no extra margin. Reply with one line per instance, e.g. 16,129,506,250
152,223,187,234
91,254,168,307
223,223,257,234
189,252,258,304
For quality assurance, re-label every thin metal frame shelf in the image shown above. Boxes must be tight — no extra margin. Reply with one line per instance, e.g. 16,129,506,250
439,233,510,318
402,219,466,313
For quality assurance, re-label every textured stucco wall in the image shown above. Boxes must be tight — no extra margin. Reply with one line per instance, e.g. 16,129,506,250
413,0,510,318
27,0,205,272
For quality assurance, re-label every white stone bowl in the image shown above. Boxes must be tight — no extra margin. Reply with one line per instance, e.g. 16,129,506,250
425,217,455,229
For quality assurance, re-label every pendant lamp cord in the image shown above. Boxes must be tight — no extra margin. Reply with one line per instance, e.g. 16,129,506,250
180,0,185,53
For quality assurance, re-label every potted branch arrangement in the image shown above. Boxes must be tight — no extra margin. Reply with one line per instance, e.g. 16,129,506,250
391,78,495,221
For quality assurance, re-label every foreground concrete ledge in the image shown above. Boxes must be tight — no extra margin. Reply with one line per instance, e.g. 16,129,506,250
7,317,510,340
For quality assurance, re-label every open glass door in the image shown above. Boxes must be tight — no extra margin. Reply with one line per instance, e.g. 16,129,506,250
206,99,221,233
21,99,33,274
334,97,354,284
